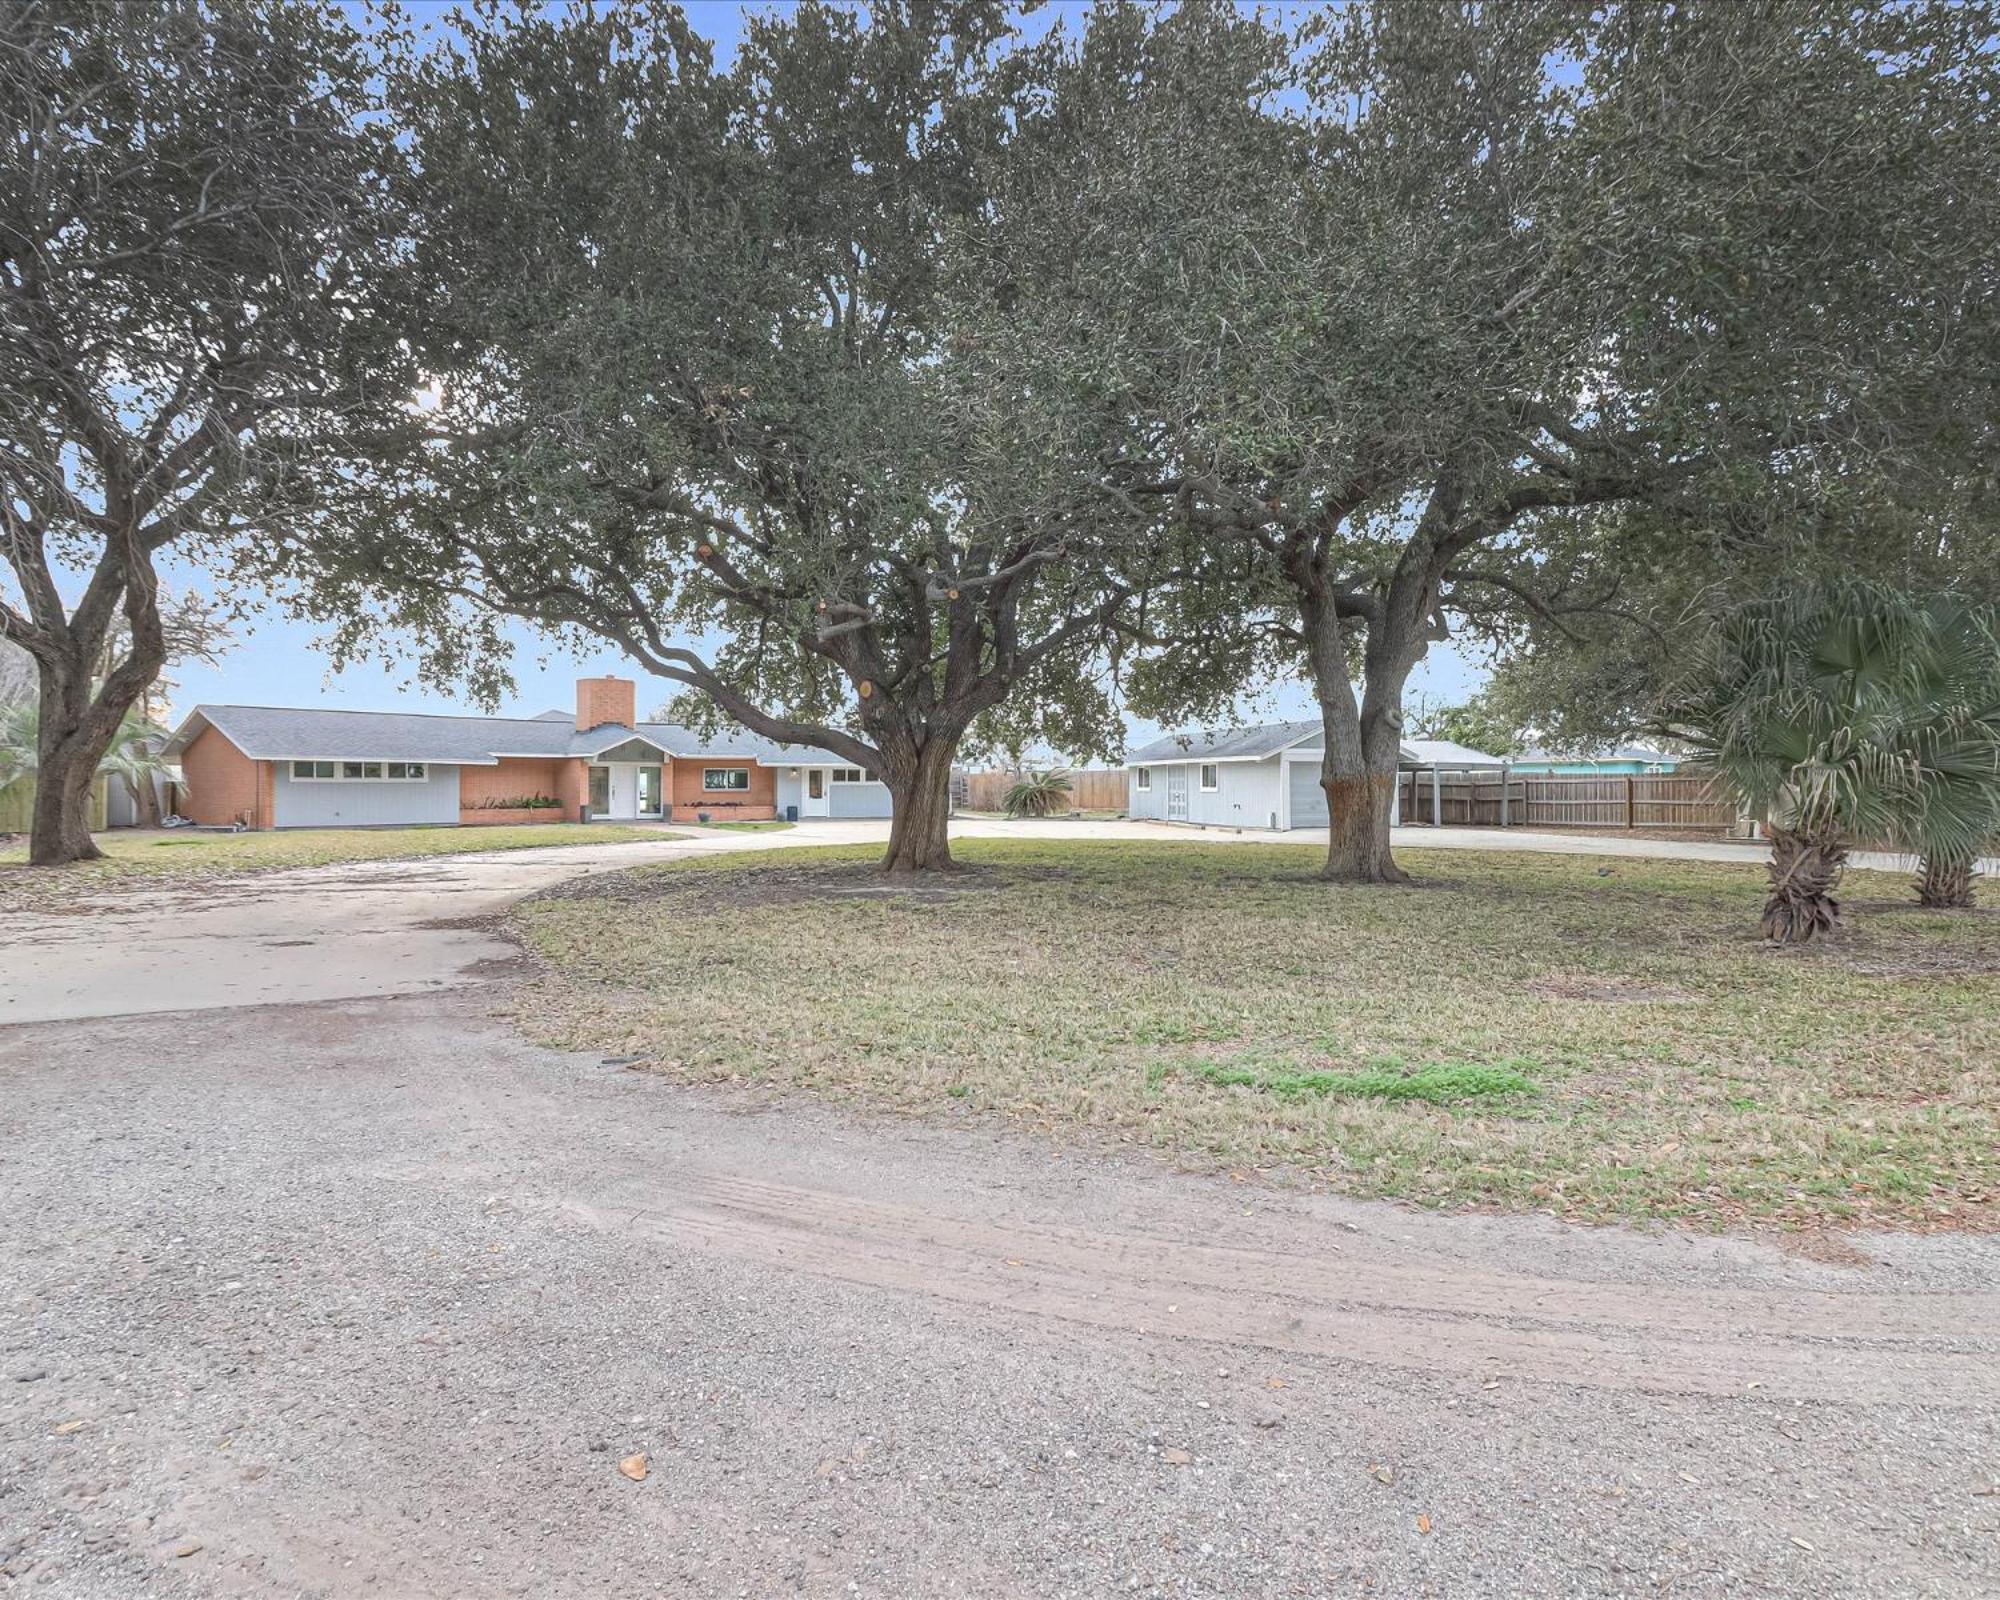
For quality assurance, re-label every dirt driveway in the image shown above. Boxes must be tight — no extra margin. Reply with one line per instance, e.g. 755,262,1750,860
1,835,1996,1597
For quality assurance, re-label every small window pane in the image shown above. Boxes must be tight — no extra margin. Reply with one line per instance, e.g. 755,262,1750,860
1200,764,1219,791
386,762,406,779
342,762,364,779
362,762,382,779
407,763,424,779
1136,768,1150,790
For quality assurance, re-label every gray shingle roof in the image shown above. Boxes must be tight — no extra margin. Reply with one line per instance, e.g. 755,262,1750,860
1124,720,1322,764
1125,721,1504,767
167,704,858,767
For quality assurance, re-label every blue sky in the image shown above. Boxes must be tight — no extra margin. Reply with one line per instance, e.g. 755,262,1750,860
147,1,1485,742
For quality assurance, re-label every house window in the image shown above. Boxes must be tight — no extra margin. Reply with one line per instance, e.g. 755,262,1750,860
1135,768,1151,791
703,767,751,791
830,767,868,783
292,760,427,782
1199,763,1219,791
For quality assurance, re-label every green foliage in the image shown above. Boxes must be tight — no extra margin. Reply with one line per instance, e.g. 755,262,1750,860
1001,769,1074,818
0,0,404,860
287,0,1139,822
965,0,2000,872
1661,581,2000,864
1406,694,1522,758
0,703,171,794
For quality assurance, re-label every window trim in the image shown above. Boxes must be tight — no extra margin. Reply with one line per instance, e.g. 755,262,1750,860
829,767,868,783
1134,767,1151,791
1199,763,1219,792
702,766,752,792
290,759,428,782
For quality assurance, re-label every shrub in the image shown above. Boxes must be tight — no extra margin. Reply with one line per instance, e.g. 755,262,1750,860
1002,769,1073,818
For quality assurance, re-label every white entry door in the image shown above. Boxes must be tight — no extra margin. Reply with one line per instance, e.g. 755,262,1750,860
1166,766,1190,820
802,767,831,817
606,764,639,819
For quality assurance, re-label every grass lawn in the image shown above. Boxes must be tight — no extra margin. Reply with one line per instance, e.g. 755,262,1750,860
511,839,2000,1232
0,823,670,912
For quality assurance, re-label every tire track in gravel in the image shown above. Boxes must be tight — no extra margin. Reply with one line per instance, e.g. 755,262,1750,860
556,1174,2000,1409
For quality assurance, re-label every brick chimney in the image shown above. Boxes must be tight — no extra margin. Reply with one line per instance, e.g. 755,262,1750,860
576,675,636,733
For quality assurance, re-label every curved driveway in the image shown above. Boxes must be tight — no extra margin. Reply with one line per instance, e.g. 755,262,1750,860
2,816,1995,1597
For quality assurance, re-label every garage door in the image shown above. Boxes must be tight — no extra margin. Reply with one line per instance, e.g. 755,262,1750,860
1287,760,1327,830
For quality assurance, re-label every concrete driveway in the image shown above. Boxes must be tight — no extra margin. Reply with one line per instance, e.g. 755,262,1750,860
3,817,1996,1596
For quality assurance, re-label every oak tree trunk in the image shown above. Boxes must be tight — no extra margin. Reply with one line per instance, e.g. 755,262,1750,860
1915,853,1978,910
1321,768,1407,883
880,739,958,875
1762,825,1846,943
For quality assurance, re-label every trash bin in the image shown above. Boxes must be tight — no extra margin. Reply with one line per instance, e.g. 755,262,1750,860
785,804,798,822
578,803,590,824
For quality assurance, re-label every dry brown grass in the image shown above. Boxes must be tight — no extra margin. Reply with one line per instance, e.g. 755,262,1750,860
510,839,2000,1231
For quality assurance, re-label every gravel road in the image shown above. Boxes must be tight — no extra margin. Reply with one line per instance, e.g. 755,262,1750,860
2,988,1995,1598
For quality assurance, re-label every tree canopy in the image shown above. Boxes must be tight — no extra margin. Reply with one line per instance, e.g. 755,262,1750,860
0,0,402,862
969,0,2000,879
281,0,1151,872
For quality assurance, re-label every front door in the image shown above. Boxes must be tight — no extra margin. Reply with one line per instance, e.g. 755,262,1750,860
587,765,610,817
802,767,830,817
1166,766,1189,820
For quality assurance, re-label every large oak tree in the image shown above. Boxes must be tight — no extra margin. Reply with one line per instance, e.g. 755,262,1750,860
980,0,2000,881
0,0,401,863
287,1,1142,873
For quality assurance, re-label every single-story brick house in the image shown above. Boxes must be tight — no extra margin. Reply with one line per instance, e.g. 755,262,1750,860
161,675,892,829
1124,720,1504,831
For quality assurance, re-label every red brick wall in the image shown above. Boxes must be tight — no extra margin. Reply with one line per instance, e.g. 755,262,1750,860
576,676,636,733
459,757,565,810
670,759,775,818
179,726,270,828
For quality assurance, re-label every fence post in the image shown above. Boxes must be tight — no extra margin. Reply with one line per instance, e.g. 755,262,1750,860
1499,764,1509,828
1625,774,1635,830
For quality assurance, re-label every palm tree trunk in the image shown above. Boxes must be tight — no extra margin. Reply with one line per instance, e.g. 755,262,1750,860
1915,853,1978,910
1762,825,1846,943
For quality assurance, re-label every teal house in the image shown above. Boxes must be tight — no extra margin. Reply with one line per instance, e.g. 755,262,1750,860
1506,746,1680,775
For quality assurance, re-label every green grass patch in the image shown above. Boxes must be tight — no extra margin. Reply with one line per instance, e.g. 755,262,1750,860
1181,1057,1538,1105
509,838,2000,1231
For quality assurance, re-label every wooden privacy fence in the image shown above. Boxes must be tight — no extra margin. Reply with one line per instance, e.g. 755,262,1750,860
958,767,1129,813
1398,771,1736,831
0,776,109,833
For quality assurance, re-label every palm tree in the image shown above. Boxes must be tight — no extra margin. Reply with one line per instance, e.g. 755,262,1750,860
1661,581,2000,942
0,702,178,828
1002,769,1074,818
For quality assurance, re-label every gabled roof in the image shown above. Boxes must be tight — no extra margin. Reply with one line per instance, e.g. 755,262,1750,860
1124,720,1322,765
1398,737,1509,768
1125,721,1506,768
165,703,860,768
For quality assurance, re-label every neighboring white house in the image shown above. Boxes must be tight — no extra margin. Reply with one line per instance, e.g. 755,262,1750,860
1124,721,1505,832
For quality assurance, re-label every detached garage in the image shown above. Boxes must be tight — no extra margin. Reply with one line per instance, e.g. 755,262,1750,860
1124,721,1503,832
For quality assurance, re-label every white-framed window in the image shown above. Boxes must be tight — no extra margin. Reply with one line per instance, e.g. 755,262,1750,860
830,767,868,783
1199,763,1219,791
703,767,751,791
291,760,426,782
1135,767,1151,791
